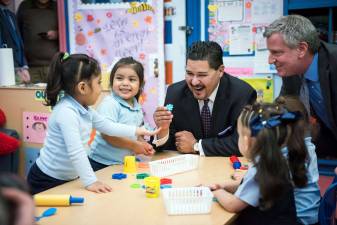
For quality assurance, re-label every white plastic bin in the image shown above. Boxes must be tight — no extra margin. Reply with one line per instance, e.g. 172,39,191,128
162,187,214,215
149,154,199,177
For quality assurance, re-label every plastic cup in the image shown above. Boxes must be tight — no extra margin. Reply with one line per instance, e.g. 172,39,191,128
144,176,160,198
124,156,137,173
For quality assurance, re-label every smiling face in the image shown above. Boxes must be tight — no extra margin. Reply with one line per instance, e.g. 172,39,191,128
112,66,140,106
266,33,308,77
185,59,223,100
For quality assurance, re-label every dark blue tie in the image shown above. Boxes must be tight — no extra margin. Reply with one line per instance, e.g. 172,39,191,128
201,99,211,138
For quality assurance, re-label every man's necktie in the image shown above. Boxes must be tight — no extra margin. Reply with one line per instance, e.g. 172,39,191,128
201,99,211,138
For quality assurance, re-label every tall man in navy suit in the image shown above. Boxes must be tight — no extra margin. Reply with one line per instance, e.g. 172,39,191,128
264,15,337,158
0,0,30,83
153,41,256,156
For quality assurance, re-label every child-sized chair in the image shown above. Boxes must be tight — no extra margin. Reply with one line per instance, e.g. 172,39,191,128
319,176,337,225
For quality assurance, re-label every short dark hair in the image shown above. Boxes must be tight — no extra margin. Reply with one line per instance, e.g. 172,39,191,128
109,57,144,100
187,41,223,70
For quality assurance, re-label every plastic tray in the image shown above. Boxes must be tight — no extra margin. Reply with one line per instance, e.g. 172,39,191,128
149,154,199,177
162,187,214,215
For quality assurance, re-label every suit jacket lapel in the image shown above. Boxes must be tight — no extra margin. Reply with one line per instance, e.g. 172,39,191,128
183,88,203,139
318,47,334,127
211,76,229,135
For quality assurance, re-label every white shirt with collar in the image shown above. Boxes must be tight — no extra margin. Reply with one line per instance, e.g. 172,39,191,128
154,82,220,156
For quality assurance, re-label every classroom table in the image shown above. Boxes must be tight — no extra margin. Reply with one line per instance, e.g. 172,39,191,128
35,151,240,225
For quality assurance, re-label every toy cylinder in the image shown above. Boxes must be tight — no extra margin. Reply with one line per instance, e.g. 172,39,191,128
34,194,84,206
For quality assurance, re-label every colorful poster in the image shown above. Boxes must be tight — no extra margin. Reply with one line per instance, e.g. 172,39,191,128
23,112,50,144
66,1,165,127
241,77,274,102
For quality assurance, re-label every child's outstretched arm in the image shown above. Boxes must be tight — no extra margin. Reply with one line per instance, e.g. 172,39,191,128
206,179,241,193
101,134,155,156
92,110,160,138
213,189,248,213
136,126,161,137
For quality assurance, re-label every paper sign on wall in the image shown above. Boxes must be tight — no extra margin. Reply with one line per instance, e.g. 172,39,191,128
241,77,273,103
23,112,50,144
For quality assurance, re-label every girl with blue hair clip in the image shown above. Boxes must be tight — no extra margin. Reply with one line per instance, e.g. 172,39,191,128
206,101,301,225
275,96,320,225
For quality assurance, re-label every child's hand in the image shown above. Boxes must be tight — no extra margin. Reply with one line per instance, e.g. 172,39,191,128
231,170,245,182
133,141,155,156
142,142,155,155
205,183,222,191
136,126,161,137
86,181,112,193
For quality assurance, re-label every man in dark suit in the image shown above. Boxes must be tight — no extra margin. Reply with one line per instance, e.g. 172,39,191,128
0,0,30,84
264,15,337,158
153,41,256,156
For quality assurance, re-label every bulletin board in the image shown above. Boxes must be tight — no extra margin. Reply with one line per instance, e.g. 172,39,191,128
64,0,165,127
206,0,283,102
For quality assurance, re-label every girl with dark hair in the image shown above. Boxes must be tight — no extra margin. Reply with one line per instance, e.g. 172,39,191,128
275,96,320,225
89,57,155,171
27,53,159,194
207,101,300,225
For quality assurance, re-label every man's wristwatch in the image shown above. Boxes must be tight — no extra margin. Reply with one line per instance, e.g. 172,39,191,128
193,141,199,154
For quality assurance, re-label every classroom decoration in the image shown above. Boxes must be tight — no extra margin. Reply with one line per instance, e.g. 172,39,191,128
149,154,199,177
64,1,165,127
23,112,50,144
241,77,274,102
0,48,15,86
207,0,283,98
144,176,160,198
34,194,84,206
162,187,214,215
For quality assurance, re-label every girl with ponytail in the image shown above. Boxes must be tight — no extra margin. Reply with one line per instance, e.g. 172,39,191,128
27,52,159,194
276,96,320,225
